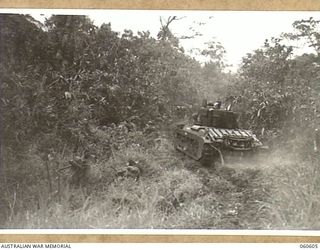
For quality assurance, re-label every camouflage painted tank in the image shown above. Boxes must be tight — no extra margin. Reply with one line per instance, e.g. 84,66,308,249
173,100,264,166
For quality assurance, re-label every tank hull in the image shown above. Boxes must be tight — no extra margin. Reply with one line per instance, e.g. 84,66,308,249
173,124,263,166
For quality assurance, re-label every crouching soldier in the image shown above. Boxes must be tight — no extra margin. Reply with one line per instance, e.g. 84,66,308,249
116,159,141,181
69,151,91,187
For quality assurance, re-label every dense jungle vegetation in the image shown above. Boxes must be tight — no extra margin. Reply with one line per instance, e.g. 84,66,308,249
0,14,319,229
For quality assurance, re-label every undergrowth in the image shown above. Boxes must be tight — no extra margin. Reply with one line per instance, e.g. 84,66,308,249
1,129,320,230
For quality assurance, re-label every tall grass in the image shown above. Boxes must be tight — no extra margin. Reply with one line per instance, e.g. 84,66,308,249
2,129,320,229
265,150,320,229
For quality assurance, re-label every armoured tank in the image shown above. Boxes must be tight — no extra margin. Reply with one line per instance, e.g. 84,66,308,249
173,100,264,166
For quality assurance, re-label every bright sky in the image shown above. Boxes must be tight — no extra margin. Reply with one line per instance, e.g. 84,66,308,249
2,9,320,71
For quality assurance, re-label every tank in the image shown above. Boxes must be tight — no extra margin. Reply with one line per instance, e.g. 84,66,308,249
173,100,264,166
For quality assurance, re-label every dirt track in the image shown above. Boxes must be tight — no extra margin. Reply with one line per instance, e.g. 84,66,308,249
181,156,273,229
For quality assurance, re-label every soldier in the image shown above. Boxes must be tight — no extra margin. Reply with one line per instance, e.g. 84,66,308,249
192,112,199,124
116,159,141,181
69,151,91,187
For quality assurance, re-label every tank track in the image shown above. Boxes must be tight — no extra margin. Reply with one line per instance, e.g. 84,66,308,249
200,144,220,167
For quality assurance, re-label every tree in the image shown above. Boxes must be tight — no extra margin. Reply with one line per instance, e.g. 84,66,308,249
285,17,320,55
226,19,320,151
227,38,294,135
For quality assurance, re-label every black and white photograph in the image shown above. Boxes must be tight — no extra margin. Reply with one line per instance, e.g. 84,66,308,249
0,9,320,230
